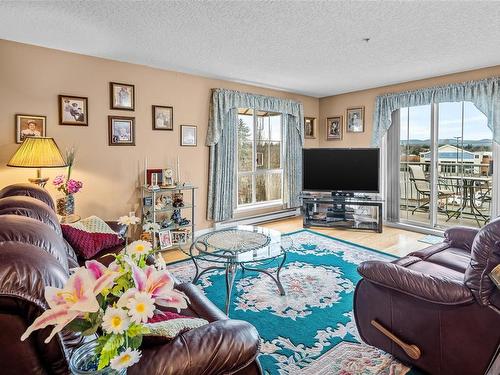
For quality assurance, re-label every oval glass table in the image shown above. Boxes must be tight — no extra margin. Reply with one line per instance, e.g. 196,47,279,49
182,225,290,316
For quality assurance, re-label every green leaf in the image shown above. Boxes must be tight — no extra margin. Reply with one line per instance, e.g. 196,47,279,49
128,334,143,350
66,318,92,333
127,323,150,337
97,334,125,370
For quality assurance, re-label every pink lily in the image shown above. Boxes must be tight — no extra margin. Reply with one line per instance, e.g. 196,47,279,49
118,265,188,312
85,260,121,294
21,268,100,343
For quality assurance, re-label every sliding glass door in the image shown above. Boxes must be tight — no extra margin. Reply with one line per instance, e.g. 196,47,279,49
399,101,493,229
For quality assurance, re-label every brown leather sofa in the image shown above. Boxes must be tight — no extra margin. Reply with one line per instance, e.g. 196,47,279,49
354,220,500,375
0,183,262,374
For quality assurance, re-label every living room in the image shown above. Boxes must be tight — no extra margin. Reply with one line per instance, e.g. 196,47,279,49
0,1,499,375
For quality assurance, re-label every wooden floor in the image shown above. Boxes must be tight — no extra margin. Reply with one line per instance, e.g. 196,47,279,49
162,216,430,264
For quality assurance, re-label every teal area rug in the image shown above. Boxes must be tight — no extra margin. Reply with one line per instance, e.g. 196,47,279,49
168,230,415,374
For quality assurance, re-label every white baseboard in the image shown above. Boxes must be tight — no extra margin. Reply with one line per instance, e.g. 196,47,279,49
213,208,300,230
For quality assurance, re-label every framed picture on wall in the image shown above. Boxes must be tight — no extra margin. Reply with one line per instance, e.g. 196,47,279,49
152,105,173,130
110,82,135,111
15,114,46,144
180,125,197,146
326,116,343,140
304,117,316,139
58,95,88,126
108,116,135,146
346,106,365,133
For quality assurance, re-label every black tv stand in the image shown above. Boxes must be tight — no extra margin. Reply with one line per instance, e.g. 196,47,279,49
301,193,383,233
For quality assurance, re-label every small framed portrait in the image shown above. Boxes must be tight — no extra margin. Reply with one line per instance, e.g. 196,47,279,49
171,229,189,245
158,229,172,250
152,105,173,130
146,169,163,186
304,117,316,139
15,114,46,144
59,95,88,126
326,116,343,140
108,116,135,146
143,196,153,207
346,106,365,133
110,82,135,111
180,125,197,146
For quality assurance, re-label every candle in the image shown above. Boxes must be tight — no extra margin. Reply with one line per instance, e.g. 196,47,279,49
144,157,148,186
176,156,180,184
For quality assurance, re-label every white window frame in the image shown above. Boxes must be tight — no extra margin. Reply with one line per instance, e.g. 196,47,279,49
235,108,284,211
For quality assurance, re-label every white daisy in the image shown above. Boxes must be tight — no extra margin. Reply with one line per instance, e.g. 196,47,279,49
126,240,153,257
102,307,130,334
142,222,160,233
117,214,140,226
109,348,141,370
127,292,155,324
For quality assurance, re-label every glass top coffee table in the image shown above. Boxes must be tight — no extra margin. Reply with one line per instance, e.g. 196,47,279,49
183,225,288,316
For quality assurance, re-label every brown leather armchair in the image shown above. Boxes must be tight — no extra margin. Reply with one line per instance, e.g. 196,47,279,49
0,184,262,374
354,221,500,375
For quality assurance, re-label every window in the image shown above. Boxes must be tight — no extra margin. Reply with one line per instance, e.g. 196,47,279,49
399,101,493,229
237,108,283,208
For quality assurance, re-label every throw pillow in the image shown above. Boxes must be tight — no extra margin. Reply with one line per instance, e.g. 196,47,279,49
143,311,208,345
61,215,123,259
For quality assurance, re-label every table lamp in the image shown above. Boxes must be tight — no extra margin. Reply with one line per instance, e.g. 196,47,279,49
7,137,67,187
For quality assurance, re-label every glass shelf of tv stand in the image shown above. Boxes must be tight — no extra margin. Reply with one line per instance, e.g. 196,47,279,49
300,194,383,204
301,194,383,233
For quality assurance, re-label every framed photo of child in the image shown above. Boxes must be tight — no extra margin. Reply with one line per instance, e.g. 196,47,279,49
158,229,173,250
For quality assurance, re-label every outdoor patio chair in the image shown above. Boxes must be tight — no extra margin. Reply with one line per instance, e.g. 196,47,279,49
408,165,455,217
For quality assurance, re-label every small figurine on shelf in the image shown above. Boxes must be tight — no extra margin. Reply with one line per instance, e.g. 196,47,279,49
171,209,182,225
179,218,191,226
160,218,173,229
172,193,184,208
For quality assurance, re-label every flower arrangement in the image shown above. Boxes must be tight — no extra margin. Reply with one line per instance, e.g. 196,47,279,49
53,147,83,196
20,229,188,371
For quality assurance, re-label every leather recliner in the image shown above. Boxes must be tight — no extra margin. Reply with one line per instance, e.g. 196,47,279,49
0,183,262,374
354,221,500,375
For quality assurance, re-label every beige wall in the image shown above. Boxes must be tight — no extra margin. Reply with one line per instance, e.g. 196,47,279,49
318,65,500,148
0,39,319,229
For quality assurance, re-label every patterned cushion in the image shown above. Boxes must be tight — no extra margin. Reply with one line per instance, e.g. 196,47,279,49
61,216,123,259
143,311,208,345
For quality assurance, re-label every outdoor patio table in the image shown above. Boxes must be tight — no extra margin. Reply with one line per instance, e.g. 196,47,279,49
440,175,491,226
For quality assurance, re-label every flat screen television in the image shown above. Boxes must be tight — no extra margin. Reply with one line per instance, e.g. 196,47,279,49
302,148,380,193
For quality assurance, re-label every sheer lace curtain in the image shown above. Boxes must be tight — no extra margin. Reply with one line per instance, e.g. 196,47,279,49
206,88,304,223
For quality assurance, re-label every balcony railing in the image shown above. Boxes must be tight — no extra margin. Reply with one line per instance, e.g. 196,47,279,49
399,161,492,228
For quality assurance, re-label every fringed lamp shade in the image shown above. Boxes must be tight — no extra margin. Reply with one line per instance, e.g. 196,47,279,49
7,137,66,186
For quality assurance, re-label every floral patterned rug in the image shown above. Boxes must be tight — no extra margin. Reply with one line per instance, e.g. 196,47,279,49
168,229,417,375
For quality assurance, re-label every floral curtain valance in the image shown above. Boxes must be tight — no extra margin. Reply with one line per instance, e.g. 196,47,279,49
372,77,500,146
206,88,304,146
207,88,304,222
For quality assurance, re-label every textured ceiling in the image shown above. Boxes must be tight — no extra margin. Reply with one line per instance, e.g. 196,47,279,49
0,1,499,97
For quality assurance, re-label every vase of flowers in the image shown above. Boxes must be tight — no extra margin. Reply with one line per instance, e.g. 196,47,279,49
20,216,188,373
53,148,83,217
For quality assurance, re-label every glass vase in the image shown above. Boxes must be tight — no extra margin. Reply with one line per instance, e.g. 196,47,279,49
56,194,75,217
70,340,126,375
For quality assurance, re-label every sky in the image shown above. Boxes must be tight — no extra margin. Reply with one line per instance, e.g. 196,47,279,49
400,101,492,142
